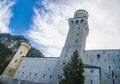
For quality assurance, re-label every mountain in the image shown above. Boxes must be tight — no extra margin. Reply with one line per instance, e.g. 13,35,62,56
0,33,44,75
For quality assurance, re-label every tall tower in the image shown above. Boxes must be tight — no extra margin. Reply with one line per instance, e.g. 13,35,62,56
2,42,31,78
49,9,89,84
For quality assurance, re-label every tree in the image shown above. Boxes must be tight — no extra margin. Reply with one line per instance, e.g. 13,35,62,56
59,50,85,84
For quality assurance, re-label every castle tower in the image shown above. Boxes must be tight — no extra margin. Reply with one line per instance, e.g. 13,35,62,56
49,9,89,84
2,42,31,78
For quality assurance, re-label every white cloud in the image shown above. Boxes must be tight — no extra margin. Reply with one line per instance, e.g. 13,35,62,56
28,0,120,57
0,0,14,33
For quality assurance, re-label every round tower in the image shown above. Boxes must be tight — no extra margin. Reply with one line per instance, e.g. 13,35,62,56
2,42,31,77
49,9,89,84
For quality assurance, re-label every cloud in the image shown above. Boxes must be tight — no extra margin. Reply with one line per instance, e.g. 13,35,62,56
0,0,14,33
28,0,120,57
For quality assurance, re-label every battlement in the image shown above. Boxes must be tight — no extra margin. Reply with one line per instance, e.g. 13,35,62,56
21,42,31,50
74,9,89,18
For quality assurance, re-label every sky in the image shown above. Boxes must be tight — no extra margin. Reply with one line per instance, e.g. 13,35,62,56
0,0,120,57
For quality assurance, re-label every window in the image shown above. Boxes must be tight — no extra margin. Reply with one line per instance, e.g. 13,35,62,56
29,72,31,75
17,71,19,74
90,69,94,73
15,60,17,63
75,20,79,24
104,59,106,61
80,19,84,23
22,72,24,74
9,69,12,73
43,74,45,78
116,76,117,80
48,68,50,70
113,59,115,61
109,66,111,70
20,51,22,54
58,73,63,80
91,80,93,84
63,60,66,65
119,66,120,69
77,33,79,36
108,75,109,79
90,59,92,62
50,75,52,78
35,73,37,77
97,54,100,59
75,40,78,43
78,27,80,29
23,66,24,68
103,51,105,54
71,21,73,24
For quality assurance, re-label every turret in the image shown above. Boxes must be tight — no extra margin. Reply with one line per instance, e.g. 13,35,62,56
2,42,31,77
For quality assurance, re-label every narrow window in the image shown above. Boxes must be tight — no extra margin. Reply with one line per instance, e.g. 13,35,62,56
90,59,92,62
35,73,37,77
108,75,109,79
109,66,111,70
58,73,63,80
77,33,79,36
50,75,52,78
43,74,45,78
63,60,66,65
71,21,73,24
86,54,88,56
9,69,12,73
29,72,31,75
75,40,78,43
80,19,84,23
116,76,117,80
15,60,17,63
20,51,22,54
90,69,94,73
75,20,79,24
97,54,100,59
91,80,93,84
17,71,19,74
103,51,105,54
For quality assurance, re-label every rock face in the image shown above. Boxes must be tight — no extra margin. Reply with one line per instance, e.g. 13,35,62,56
0,33,44,75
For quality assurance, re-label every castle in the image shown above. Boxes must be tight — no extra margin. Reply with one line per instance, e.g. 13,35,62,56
0,9,120,84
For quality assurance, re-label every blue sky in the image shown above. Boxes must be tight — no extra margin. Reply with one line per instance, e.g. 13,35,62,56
0,0,120,57
10,0,38,35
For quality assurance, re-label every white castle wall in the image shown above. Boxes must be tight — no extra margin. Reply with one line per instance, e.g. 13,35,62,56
14,57,58,84
13,57,100,84
82,49,120,84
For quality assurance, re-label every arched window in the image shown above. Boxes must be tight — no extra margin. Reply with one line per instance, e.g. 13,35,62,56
75,20,79,24
80,19,84,23
71,21,74,24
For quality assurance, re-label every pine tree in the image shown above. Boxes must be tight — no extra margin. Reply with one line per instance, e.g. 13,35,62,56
59,50,85,84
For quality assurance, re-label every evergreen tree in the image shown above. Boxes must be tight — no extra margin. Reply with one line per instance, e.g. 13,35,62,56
59,50,85,84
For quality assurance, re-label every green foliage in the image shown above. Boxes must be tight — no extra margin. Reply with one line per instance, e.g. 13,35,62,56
0,42,13,75
59,50,85,84
26,47,44,58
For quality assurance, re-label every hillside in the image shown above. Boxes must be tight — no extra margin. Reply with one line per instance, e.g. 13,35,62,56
0,33,44,75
